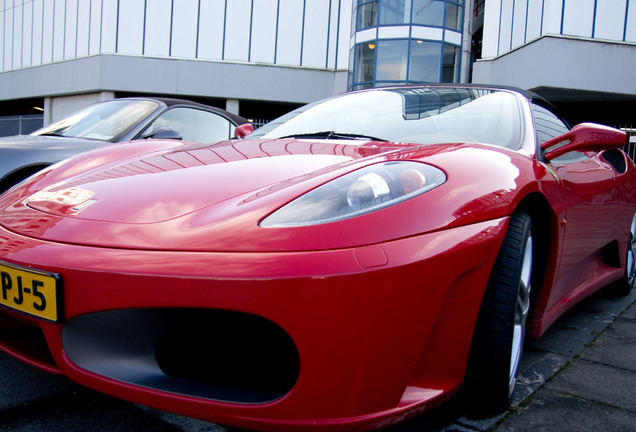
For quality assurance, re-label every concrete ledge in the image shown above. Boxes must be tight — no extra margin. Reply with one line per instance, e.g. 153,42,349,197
0,54,347,105
473,35,636,98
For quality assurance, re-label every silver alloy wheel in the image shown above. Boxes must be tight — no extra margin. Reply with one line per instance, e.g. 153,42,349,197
508,234,533,395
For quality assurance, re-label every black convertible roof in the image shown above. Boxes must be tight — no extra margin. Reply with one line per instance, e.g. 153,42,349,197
121,96,249,126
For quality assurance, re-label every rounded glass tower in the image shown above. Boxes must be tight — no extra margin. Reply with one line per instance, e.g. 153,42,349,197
349,0,465,90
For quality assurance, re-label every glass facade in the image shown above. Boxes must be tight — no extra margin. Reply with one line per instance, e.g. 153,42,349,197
412,0,445,26
409,40,443,82
356,1,379,30
349,0,464,90
380,0,412,25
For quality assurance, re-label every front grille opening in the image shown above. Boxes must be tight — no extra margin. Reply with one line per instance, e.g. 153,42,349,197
155,310,299,395
62,309,300,403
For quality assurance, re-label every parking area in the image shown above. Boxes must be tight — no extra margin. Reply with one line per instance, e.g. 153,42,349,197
1,288,635,432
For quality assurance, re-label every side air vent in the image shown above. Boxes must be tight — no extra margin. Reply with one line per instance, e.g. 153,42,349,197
601,149,627,174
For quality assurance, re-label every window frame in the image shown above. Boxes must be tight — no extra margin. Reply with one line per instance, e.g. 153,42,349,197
143,106,236,143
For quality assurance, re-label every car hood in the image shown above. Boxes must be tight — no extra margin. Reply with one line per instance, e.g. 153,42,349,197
0,134,102,149
23,139,371,224
0,134,105,177
0,138,424,251
0,138,530,252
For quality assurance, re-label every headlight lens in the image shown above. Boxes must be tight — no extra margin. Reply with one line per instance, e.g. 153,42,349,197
260,161,446,227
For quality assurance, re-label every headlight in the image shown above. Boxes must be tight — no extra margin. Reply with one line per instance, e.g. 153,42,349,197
260,161,446,227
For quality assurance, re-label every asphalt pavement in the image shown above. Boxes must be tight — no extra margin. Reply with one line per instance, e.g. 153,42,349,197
1,287,635,432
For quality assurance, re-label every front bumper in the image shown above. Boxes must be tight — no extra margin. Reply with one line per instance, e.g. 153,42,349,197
0,217,507,431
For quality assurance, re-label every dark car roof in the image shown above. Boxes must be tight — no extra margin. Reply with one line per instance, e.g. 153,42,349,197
125,96,250,126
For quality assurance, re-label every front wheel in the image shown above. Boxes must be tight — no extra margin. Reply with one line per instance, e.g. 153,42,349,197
465,211,533,414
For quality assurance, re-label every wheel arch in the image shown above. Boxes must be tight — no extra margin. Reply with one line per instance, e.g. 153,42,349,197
513,192,557,339
463,209,537,413
0,164,51,194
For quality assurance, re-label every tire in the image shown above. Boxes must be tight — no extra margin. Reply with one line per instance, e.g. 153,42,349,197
465,211,533,414
608,211,636,297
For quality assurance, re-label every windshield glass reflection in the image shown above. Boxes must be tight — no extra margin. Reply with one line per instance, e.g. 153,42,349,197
250,87,523,149
32,99,160,142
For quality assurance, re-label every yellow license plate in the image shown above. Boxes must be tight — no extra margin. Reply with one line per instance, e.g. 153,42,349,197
0,261,62,323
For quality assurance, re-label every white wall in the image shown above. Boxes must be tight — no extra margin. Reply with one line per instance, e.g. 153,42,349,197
481,0,635,59
595,0,629,40
473,35,636,97
562,0,595,38
0,0,352,72
251,0,278,64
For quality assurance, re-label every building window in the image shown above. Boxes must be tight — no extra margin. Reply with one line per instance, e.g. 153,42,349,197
356,1,378,31
376,40,410,82
412,0,445,27
380,0,412,25
445,3,462,30
354,43,376,84
409,40,442,82
442,44,459,82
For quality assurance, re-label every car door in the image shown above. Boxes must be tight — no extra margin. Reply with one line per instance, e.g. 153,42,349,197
532,103,617,310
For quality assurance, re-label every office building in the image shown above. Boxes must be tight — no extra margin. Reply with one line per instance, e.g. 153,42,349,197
0,0,634,135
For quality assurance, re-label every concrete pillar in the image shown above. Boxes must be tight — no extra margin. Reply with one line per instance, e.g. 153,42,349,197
225,99,240,116
460,0,474,83
43,97,53,126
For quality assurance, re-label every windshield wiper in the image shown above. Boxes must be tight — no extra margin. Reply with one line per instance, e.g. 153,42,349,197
278,131,387,141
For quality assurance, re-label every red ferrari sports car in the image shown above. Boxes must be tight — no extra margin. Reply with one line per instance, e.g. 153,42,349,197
0,85,634,431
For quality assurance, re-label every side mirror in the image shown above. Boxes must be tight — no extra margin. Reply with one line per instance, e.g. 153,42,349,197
541,123,627,161
234,123,254,138
142,127,183,140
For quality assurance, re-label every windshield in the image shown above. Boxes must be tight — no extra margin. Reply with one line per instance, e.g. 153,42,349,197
32,99,160,142
250,87,523,149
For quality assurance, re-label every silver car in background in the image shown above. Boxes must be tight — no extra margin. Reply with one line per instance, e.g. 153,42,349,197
0,97,248,193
